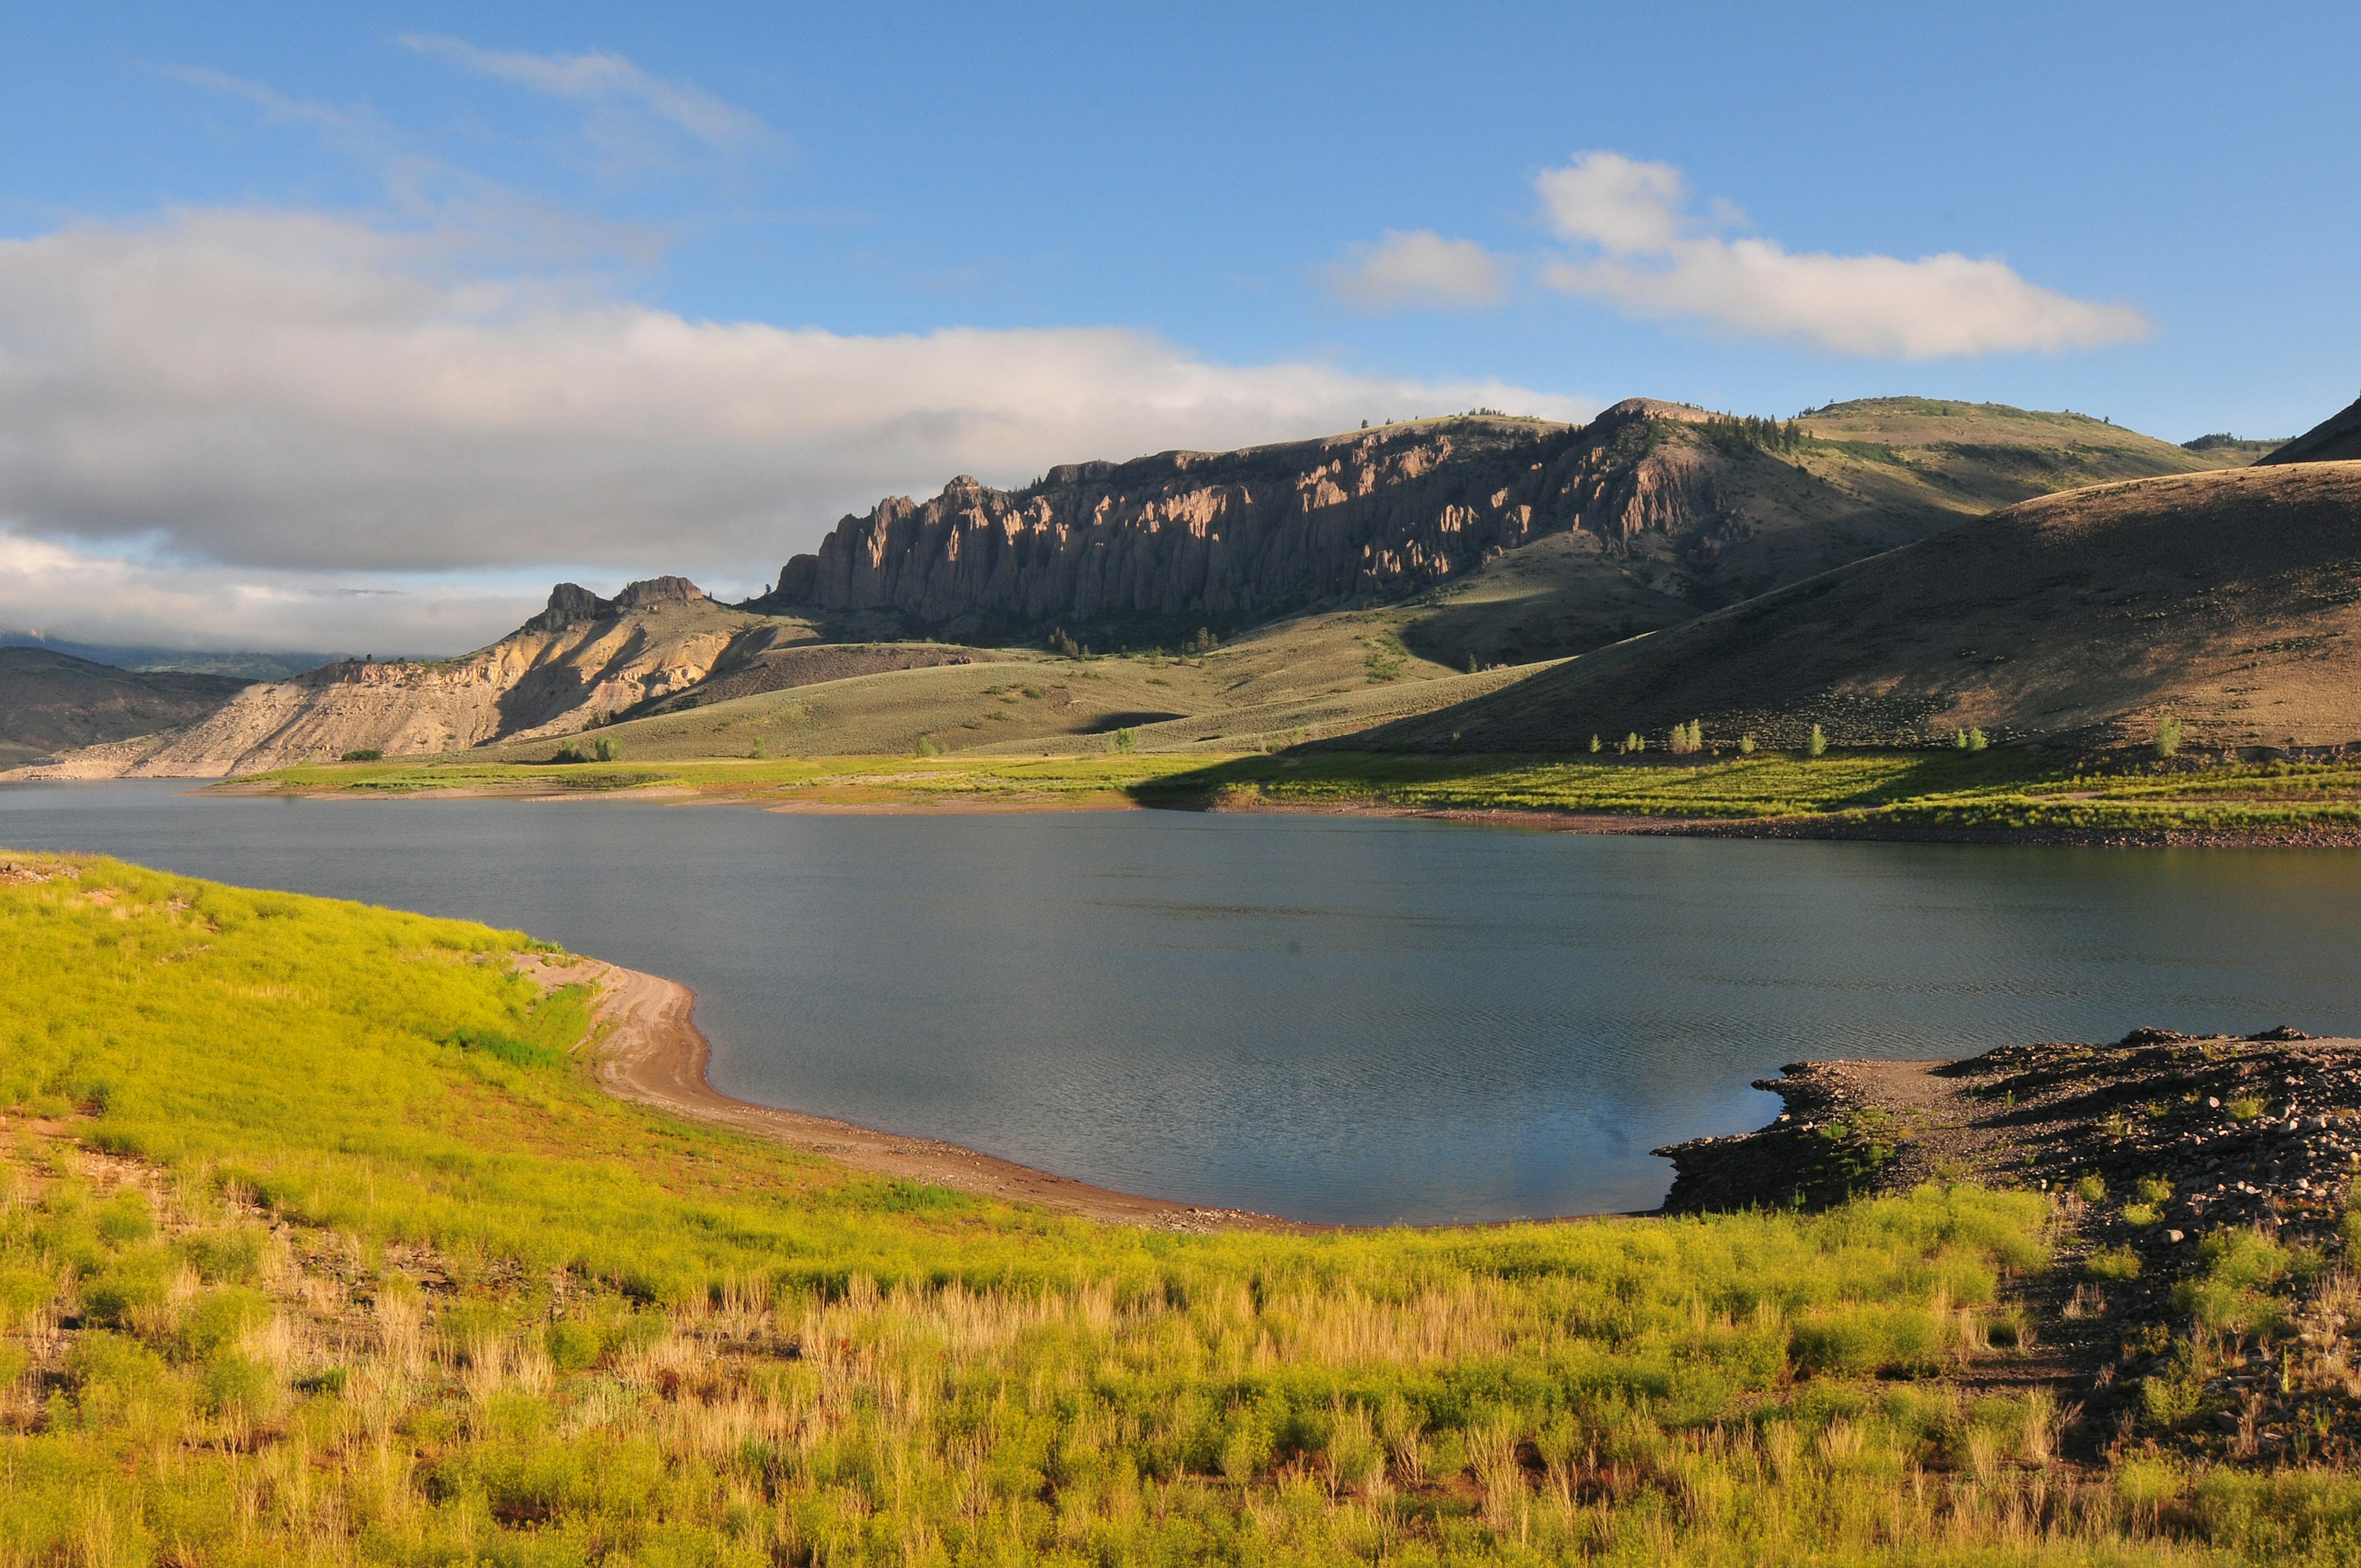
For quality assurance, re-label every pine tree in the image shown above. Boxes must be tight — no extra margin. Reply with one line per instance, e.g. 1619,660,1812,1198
1808,724,1828,758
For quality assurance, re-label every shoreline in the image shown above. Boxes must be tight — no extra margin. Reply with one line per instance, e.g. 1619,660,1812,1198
524,954,1319,1234
172,774,2361,847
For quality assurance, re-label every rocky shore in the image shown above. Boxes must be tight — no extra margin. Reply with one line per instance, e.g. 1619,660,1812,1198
1661,1029,2361,1461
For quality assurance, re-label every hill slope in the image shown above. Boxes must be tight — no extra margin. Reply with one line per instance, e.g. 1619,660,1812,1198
2262,393,2361,465
1370,462,2361,753
0,647,252,767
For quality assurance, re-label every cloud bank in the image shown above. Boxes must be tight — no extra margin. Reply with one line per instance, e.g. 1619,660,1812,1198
0,210,1589,650
1329,151,2151,359
1536,152,2150,358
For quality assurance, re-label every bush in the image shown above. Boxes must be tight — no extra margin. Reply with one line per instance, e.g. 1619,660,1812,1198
1808,724,1828,758
1738,734,1755,754
593,737,619,762
2087,1248,2143,1280
1113,727,1137,753
340,748,383,763
2157,715,2183,758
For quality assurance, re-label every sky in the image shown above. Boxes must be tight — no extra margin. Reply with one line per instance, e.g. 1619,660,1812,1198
1,1,2355,655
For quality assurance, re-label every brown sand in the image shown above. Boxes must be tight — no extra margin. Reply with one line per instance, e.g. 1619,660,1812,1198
520,954,1311,1233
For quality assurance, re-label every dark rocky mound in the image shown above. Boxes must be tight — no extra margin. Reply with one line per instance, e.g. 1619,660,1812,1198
523,577,708,633
2258,392,2361,466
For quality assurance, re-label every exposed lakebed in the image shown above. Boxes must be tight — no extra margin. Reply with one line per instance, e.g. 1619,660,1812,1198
7,782,2361,1224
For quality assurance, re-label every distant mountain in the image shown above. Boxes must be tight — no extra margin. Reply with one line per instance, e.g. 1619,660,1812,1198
10,579,816,778
1366,462,2361,754
0,631,346,681
759,397,2232,652
0,647,253,768
2259,393,2361,466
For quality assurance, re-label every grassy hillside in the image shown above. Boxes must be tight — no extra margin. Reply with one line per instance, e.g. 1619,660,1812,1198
0,647,250,769
7,851,2360,1563
1373,463,2361,755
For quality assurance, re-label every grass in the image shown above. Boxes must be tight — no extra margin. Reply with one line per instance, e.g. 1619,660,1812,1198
10,853,2361,1562
239,748,2361,838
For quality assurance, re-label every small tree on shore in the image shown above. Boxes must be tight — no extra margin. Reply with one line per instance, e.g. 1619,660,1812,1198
1968,728,1988,752
2156,715,2183,758
1808,724,1828,758
1738,734,1756,755
1589,734,1602,753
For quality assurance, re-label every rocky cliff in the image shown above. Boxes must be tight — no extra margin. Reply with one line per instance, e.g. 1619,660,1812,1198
761,402,1744,636
761,396,2226,640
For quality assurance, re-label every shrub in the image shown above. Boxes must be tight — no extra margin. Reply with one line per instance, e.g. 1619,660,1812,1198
2121,1202,2161,1228
1113,727,1137,753
1954,730,1970,751
1808,724,1829,757
2136,1175,2173,1205
2226,1095,2264,1123
1589,734,1601,753
2076,1174,2108,1203
2157,715,2183,758
2087,1248,2143,1280
1738,734,1755,754
1968,728,1988,751
593,737,619,762
340,748,383,763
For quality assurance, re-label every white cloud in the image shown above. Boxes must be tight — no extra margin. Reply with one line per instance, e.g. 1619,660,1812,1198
1535,153,1688,254
401,35,772,153
0,209,1591,649
1327,229,1509,310
0,529,548,657
1535,151,2150,358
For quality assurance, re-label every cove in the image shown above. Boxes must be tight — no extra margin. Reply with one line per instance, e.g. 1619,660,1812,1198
6,781,2360,1225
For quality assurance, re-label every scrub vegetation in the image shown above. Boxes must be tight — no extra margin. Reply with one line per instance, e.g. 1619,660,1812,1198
6,854,2361,1563
247,748,2361,837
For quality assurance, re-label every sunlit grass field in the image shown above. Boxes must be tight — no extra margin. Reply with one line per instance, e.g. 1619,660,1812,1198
6,853,2361,1562
247,748,2361,836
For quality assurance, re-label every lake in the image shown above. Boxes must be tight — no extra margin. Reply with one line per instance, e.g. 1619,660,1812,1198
6,782,2360,1224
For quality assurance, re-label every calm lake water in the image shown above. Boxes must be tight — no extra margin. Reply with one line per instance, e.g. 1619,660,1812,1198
7,782,2361,1224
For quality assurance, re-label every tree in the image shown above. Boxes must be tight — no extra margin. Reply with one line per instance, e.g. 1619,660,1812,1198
593,736,620,762
1589,734,1602,754
1954,729,1970,751
1968,728,1988,752
1808,724,1827,758
2156,715,2183,759
1738,734,1756,755
1113,727,1137,753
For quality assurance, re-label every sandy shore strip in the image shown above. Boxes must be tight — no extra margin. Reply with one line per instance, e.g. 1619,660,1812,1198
520,954,1313,1233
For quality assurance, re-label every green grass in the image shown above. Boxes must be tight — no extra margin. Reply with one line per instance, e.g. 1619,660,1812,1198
12,852,2360,1562
247,749,2361,837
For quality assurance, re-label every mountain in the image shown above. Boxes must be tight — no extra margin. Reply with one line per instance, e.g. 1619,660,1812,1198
12,580,822,778
2260,394,2361,466
0,631,345,681
760,397,2230,659
0,648,253,768
1365,462,2361,754
11,397,2269,777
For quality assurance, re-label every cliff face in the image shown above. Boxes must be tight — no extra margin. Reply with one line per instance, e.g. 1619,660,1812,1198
764,402,1728,634
15,581,793,778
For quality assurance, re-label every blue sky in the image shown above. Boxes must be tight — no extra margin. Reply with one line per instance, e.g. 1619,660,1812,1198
1,1,2354,652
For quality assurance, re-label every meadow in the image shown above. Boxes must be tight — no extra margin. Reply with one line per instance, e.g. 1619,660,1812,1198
242,747,2361,837
4,853,2361,1563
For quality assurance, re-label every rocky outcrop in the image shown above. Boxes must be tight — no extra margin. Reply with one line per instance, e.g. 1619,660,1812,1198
761,402,1730,635
524,576,706,633
10,580,784,778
